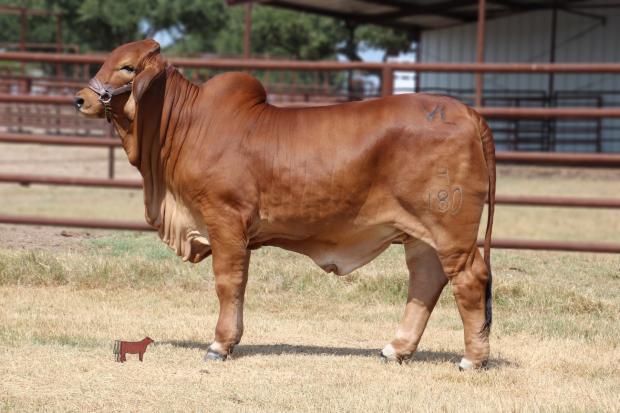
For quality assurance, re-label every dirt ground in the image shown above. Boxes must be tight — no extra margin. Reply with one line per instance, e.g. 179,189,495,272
0,224,96,251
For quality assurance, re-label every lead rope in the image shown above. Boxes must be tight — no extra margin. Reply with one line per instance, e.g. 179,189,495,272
104,102,112,122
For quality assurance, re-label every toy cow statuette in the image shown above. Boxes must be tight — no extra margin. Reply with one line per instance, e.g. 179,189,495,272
113,337,154,362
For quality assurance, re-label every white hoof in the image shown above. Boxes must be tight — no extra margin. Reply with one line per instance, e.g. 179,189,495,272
380,344,402,364
458,357,474,370
381,344,396,358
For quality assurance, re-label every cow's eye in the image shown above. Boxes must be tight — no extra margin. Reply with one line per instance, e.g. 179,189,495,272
120,65,135,73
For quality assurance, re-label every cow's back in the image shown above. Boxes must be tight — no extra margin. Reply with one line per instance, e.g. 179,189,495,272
244,93,485,223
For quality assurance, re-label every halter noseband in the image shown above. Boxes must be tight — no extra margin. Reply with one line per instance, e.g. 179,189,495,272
88,78,132,122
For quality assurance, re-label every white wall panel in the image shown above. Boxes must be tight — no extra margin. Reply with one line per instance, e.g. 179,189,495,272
419,8,620,152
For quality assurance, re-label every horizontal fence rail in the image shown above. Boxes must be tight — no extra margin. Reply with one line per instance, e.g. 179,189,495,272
0,214,153,231
494,195,620,209
0,214,618,253
478,107,620,119
0,94,72,104
0,174,141,189
475,239,620,254
4,94,620,119
495,151,620,167
2,173,620,209
3,51,620,73
0,132,121,147
1,132,618,167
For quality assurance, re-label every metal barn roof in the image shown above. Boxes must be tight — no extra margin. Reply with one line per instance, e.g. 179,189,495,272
227,1,615,31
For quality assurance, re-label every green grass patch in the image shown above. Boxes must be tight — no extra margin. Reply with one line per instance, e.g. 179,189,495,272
0,235,618,344
89,233,176,260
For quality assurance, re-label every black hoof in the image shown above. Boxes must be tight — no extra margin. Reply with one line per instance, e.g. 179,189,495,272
204,350,227,362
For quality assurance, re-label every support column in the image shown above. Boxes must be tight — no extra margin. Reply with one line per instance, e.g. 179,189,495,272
381,66,394,97
547,1,559,151
243,3,253,59
414,31,421,93
20,8,27,75
107,123,115,179
475,0,487,107
56,15,62,78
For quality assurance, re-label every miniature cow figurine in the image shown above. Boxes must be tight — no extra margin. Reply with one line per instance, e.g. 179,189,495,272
114,337,154,362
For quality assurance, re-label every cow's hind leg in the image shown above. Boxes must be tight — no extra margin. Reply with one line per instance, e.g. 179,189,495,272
381,240,448,363
445,247,490,370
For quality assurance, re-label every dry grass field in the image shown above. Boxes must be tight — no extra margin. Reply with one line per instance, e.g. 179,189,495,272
0,144,619,412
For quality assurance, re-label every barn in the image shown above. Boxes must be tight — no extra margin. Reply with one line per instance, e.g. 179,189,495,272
229,0,620,153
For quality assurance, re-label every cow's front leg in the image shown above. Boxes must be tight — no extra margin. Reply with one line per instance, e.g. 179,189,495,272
205,243,250,361
381,241,447,363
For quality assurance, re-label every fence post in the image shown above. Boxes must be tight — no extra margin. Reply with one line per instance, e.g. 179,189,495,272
106,123,115,179
475,0,487,107
381,67,394,97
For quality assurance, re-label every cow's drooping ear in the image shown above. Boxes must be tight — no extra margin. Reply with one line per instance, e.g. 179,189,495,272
123,40,166,122
122,40,166,168
133,40,166,102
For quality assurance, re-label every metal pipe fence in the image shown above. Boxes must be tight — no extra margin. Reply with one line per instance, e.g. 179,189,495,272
0,52,618,253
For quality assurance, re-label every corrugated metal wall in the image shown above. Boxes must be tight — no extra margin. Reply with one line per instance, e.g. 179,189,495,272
417,8,620,152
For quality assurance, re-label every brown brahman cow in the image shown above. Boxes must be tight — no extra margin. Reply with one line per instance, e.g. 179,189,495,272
75,39,496,370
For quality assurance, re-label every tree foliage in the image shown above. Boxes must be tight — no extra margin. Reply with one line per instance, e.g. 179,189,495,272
0,0,413,61
357,26,415,61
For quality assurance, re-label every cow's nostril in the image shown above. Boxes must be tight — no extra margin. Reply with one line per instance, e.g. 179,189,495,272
74,96,85,109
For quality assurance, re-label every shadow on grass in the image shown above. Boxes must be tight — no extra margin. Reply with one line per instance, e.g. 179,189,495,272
157,340,514,367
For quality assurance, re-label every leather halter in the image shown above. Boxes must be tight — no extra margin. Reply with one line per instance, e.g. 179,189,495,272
88,78,132,122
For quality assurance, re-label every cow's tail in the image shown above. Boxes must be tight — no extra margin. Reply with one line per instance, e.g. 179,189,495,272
476,112,496,337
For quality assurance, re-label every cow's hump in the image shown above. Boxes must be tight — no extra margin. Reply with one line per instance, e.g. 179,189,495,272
203,72,267,105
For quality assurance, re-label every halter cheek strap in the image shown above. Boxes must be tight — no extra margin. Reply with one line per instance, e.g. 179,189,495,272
88,78,133,122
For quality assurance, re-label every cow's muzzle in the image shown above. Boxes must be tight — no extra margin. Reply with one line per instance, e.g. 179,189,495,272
73,96,84,109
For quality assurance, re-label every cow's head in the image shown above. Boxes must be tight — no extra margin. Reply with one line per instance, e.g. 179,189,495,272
74,39,167,165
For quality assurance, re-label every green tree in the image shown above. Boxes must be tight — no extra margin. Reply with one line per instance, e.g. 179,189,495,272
357,25,415,62
147,0,230,55
244,6,348,60
1,0,413,62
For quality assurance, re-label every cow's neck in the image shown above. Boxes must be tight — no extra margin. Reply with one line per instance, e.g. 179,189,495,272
112,67,200,228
